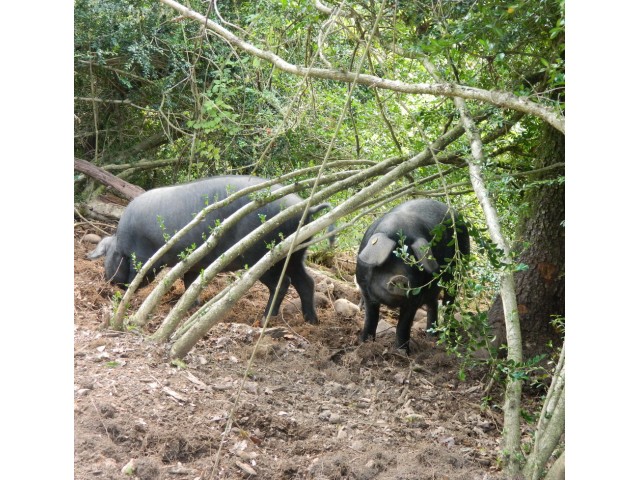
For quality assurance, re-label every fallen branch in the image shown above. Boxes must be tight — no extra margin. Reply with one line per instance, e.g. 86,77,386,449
74,158,145,199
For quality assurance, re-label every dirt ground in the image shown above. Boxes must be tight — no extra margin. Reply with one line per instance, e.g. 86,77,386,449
74,226,513,480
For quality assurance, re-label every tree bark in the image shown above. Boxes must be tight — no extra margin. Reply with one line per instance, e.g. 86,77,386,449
74,158,145,199
488,125,565,358
523,344,565,480
543,451,565,480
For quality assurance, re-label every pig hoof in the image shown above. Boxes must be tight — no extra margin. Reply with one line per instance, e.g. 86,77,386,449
359,333,375,344
305,316,319,325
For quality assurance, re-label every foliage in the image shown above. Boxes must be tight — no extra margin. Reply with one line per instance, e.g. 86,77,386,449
74,0,197,161
75,0,563,217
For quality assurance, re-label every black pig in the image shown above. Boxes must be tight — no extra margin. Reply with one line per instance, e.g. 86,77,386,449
88,175,331,324
355,199,469,352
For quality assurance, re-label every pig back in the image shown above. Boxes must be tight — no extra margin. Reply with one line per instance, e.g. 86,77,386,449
115,176,306,270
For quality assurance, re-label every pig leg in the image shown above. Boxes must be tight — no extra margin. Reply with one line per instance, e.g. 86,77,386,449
121,257,134,285
424,287,440,335
125,256,145,286
360,300,381,342
438,286,462,342
442,289,455,306
288,260,318,325
396,305,419,352
440,288,456,324
259,267,292,322
183,269,200,290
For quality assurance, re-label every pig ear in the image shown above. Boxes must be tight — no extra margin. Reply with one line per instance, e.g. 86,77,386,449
411,238,439,273
87,236,115,260
358,233,397,266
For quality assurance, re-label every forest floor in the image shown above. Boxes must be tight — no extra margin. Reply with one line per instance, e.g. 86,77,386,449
74,226,519,480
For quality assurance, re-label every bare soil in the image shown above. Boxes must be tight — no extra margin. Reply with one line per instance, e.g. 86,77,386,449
74,227,511,480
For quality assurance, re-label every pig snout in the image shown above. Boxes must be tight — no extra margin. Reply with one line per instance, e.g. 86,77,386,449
387,274,410,296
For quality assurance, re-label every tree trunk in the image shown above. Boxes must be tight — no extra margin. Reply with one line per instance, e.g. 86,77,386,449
489,124,565,359
543,451,565,480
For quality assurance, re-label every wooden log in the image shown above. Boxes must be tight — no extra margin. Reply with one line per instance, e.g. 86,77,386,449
74,157,145,199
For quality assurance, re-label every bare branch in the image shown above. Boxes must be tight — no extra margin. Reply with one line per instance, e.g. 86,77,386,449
74,97,133,105
422,50,525,475
314,0,333,15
